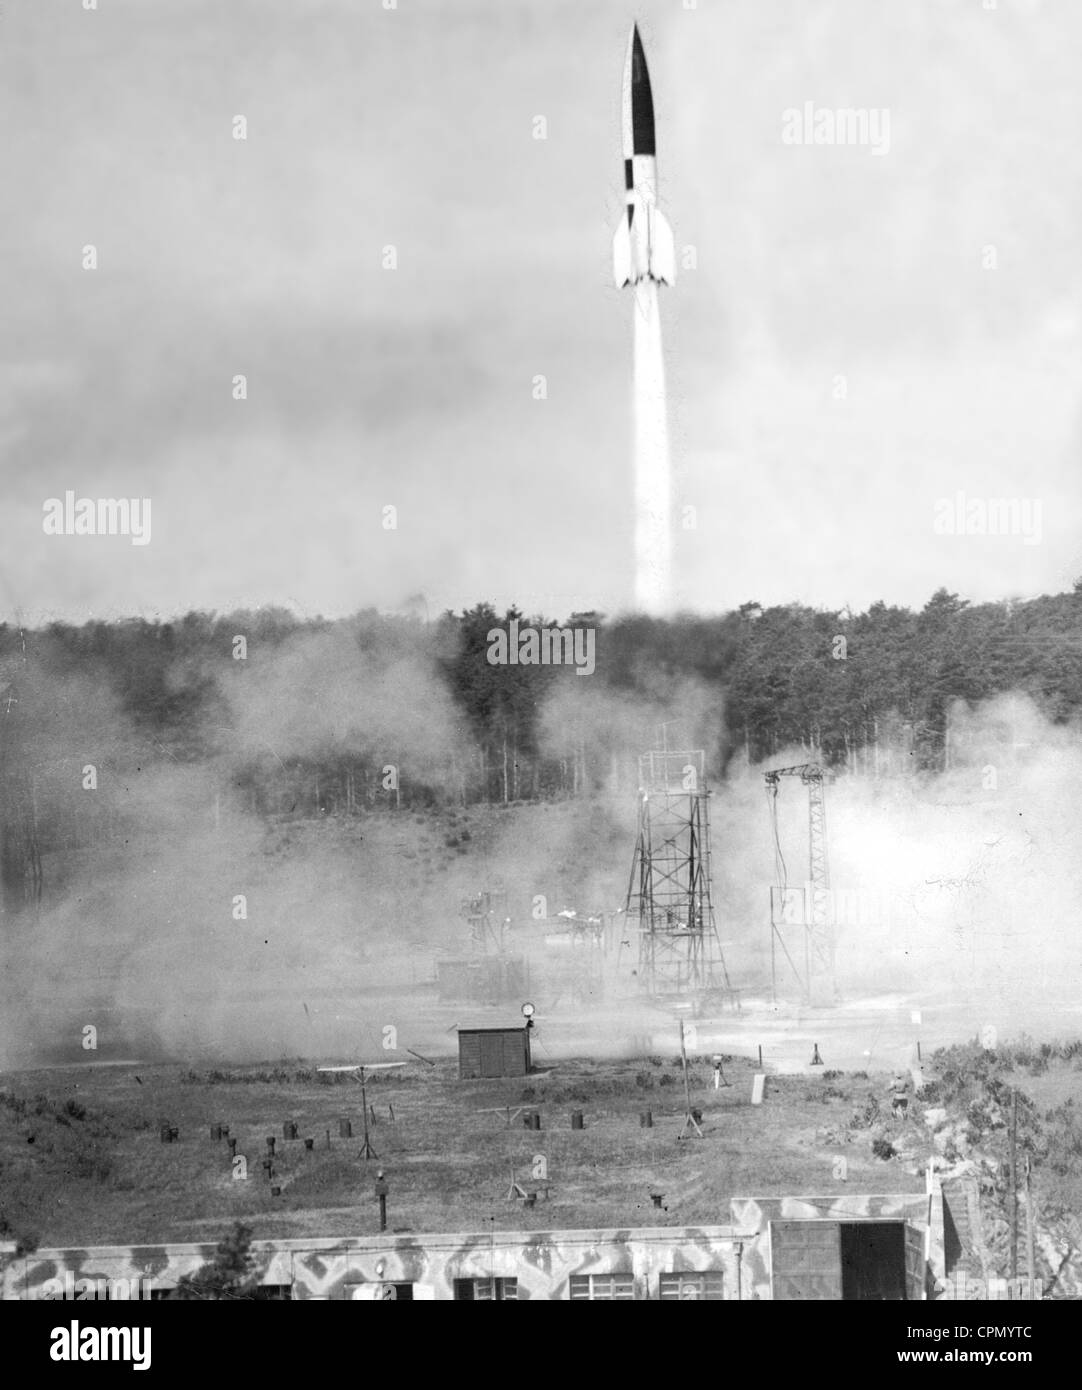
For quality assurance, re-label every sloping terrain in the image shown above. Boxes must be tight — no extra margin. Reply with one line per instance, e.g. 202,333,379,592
0,1055,927,1249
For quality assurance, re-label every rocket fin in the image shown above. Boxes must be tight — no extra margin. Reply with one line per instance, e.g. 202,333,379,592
612,218,632,288
648,207,676,286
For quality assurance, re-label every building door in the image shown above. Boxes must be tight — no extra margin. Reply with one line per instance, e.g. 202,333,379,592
840,1222,907,1300
479,1033,504,1077
770,1221,843,1300
903,1222,927,1301
771,1221,916,1300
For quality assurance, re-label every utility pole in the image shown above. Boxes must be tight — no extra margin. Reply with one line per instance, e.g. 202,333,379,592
1024,1154,1036,1300
677,1019,702,1139
1008,1087,1018,1282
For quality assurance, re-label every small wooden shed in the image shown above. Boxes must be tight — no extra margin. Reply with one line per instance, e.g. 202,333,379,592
457,1025,532,1079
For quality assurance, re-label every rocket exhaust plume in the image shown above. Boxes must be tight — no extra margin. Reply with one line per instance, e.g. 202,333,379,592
633,281,671,615
613,25,676,616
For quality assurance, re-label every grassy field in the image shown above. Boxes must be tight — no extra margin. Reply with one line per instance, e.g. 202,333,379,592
0,1054,929,1248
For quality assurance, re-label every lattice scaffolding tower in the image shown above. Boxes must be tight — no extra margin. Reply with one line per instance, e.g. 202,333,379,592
625,746,731,996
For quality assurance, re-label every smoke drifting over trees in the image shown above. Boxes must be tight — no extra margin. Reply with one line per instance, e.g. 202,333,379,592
2,586,1082,1065
4,585,1081,809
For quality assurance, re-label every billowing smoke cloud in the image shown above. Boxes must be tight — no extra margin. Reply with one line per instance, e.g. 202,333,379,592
1,623,474,1067
718,693,1082,1038
222,628,464,779
3,629,1080,1072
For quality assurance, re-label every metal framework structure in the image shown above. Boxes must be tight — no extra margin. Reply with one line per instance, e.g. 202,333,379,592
765,763,835,1004
461,887,509,954
625,747,731,997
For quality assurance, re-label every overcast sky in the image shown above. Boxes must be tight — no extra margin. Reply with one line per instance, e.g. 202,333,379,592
3,0,1081,624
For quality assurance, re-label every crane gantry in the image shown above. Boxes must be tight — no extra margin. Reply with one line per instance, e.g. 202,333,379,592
764,763,836,1004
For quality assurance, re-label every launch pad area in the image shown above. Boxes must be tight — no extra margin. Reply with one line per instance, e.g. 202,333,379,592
0,1049,931,1251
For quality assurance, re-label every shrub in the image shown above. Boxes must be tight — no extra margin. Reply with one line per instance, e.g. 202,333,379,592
932,1041,999,1104
169,1223,259,1301
0,1212,39,1256
851,1095,880,1130
1043,1100,1082,1176
872,1137,896,1160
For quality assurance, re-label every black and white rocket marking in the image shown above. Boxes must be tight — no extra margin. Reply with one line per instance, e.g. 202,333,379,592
613,25,675,289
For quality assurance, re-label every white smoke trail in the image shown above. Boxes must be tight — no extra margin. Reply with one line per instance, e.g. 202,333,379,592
633,280,672,613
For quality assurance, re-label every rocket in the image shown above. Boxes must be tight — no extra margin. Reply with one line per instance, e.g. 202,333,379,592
613,25,675,289
614,25,674,615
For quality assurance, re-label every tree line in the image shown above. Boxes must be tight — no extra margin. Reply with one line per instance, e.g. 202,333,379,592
2,586,1081,849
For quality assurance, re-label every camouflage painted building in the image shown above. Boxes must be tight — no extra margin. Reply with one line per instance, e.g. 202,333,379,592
733,1191,936,1300
2,1171,963,1300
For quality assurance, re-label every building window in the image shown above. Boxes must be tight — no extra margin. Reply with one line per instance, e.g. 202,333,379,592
569,1273,635,1300
453,1278,517,1301
659,1271,724,1301
346,1282,414,1301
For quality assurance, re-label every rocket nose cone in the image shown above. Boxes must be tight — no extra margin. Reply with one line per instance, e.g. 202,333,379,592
629,28,656,156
